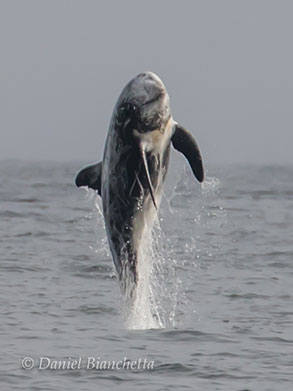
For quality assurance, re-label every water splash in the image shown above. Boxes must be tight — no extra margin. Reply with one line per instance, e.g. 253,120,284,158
81,167,225,330
201,175,222,196
122,215,182,330
85,190,185,330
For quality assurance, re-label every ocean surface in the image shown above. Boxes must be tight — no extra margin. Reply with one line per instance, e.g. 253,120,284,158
0,158,292,391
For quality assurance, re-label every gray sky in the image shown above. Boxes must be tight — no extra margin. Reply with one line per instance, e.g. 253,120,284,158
0,0,292,164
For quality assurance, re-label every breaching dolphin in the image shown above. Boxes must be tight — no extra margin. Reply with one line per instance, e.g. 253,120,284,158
75,71,204,293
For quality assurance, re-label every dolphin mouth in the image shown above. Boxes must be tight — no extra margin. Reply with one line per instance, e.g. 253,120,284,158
139,143,157,210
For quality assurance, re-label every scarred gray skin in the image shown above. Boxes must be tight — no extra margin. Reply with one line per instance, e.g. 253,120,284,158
75,71,204,295
102,72,173,286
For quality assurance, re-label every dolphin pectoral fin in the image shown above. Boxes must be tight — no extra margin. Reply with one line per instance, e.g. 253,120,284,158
75,161,102,195
172,124,204,182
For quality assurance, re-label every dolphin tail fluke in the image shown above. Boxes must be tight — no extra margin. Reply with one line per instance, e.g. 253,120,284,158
171,125,204,182
75,161,102,195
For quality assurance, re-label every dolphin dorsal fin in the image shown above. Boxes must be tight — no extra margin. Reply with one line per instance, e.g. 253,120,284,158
171,125,204,182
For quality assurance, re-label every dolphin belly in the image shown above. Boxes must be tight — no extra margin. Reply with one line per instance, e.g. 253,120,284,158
101,127,170,286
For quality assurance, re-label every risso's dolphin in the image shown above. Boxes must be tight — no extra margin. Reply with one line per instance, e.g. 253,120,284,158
75,71,204,294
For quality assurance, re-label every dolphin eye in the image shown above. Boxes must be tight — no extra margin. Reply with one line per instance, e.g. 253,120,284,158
126,103,138,115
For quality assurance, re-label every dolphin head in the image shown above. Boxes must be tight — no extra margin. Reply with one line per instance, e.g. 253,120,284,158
114,72,173,210
115,72,172,136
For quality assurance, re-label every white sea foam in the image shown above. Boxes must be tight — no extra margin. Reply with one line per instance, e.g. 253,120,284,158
89,190,183,330
122,215,179,330
88,171,224,330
